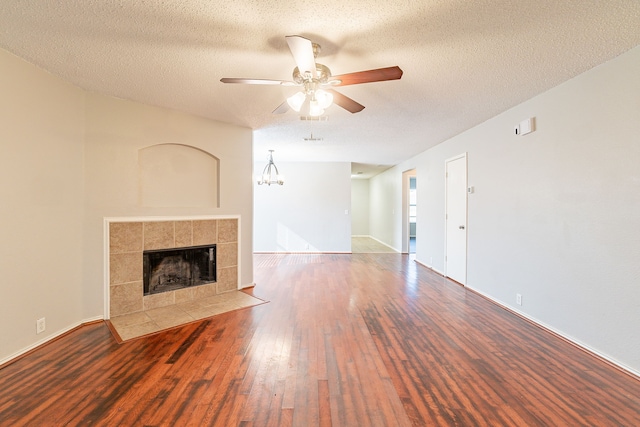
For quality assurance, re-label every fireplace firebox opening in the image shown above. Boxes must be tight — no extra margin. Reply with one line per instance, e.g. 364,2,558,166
143,245,216,295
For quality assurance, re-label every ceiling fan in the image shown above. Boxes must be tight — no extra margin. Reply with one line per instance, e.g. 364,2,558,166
220,35,403,117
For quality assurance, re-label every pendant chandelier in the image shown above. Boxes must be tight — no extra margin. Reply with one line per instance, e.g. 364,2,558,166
257,150,284,186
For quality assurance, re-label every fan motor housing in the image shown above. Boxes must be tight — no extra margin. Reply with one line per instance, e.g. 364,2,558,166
292,63,332,85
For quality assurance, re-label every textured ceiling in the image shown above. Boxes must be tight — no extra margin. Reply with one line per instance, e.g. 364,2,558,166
1,1,639,177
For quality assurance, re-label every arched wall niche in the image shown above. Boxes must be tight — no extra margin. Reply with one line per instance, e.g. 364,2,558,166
138,143,220,208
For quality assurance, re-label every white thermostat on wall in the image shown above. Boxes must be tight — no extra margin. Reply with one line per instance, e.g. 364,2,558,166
515,117,535,136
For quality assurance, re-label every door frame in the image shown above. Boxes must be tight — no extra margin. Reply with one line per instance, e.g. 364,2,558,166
444,153,468,285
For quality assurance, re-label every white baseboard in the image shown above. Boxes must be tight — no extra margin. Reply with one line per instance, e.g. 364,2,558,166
414,258,444,276
363,235,399,252
371,238,398,251
0,315,105,367
466,285,640,379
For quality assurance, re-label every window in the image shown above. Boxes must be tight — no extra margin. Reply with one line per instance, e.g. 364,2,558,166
409,177,417,224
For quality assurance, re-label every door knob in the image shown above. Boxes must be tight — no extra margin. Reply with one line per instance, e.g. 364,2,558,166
459,225,465,229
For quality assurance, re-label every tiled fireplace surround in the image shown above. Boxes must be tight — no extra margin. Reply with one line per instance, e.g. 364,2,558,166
108,217,239,318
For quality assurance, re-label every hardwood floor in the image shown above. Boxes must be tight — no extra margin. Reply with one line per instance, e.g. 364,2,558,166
1,253,639,426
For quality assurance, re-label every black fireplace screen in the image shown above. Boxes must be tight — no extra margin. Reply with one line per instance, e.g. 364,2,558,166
143,245,216,295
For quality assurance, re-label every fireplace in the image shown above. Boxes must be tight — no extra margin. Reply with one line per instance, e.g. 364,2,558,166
143,245,216,295
108,217,239,318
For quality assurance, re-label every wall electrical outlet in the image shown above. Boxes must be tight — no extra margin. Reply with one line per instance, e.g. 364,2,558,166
36,317,46,334
516,294,522,306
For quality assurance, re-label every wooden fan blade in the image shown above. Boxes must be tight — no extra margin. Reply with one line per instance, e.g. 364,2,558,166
285,35,317,78
272,101,290,114
327,89,365,113
331,66,403,86
220,78,290,85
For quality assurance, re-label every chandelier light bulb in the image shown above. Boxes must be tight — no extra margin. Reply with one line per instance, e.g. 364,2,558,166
315,89,333,109
309,99,324,117
286,92,306,112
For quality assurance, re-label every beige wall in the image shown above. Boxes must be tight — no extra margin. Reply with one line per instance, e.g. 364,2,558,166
351,179,370,236
0,49,86,361
0,48,254,364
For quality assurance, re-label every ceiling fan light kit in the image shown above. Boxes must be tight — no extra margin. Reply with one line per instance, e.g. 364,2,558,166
221,35,403,118
287,88,333,117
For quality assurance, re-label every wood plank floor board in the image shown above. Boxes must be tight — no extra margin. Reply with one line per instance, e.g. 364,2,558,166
1,253,640,426
186,347,242,422
281,327,300,411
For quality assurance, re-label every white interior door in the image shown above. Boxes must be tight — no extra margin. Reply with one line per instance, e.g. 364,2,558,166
445,154,467,285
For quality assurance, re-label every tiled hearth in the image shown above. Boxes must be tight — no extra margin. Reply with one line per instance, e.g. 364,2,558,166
108,217,239,319
109,290,264,341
